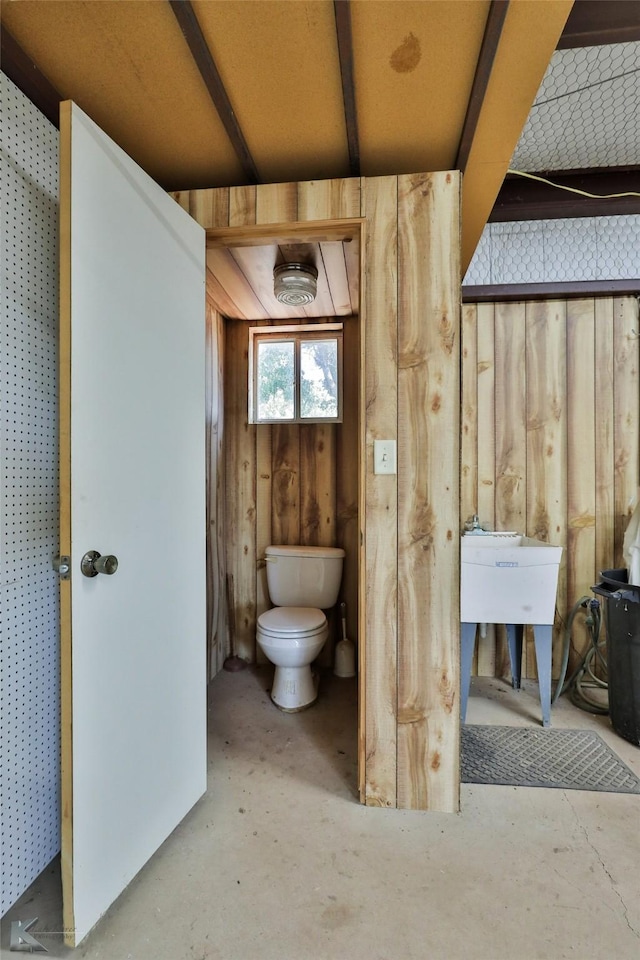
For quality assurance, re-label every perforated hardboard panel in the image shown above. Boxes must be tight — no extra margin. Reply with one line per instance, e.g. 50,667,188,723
1,73,60,914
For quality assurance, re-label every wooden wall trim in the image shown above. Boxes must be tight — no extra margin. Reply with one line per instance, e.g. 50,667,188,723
463,280,640,303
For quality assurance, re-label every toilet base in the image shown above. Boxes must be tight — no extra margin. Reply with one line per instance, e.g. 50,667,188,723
271,664,319,711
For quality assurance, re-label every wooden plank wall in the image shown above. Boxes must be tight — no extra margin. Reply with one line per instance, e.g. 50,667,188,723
205,296,229,677
173,172,461,812
223,315,357,670
461,297,640,678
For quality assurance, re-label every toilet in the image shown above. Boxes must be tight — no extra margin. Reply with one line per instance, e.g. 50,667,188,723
257,544,345,711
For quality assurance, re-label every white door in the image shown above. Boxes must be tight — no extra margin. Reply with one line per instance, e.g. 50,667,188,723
59,102,206,947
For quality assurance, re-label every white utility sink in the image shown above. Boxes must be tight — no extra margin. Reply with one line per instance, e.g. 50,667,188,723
461,533,562,625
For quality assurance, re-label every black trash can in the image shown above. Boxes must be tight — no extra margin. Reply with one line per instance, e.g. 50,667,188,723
592,569,640,746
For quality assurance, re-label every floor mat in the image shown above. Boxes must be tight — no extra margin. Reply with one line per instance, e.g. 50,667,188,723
461,725,640,793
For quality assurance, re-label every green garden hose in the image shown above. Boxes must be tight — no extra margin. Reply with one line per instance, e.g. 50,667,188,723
552,595,609,714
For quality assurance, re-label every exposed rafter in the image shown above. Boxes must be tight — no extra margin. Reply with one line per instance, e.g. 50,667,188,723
558,0,640,49
169,0,259,184
491,168,640,221
1,27,62,128
455,0,509,173
333,0,360,177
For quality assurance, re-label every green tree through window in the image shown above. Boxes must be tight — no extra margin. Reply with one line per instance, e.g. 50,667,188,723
250,326,342,424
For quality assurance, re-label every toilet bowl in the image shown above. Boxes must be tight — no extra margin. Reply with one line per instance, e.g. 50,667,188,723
257,607,328,711
256,544,345,711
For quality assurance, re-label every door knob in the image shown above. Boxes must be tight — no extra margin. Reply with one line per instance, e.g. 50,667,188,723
81,550,119,578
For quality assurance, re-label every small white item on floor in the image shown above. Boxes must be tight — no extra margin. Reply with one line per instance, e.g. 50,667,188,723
334,602,356,677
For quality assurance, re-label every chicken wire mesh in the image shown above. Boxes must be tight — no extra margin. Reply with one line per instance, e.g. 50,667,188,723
464,215,640,286
512,41,640,171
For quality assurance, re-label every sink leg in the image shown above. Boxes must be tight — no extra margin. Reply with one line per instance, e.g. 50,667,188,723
506,624,524,690
460,622,477,723
533,624,553,727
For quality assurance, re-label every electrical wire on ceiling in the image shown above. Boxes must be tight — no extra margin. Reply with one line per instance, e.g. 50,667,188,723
506,168,640,200
531,66,640,108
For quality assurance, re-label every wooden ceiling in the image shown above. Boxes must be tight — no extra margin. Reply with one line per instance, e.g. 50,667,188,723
206,238,359,320
2,0,578,270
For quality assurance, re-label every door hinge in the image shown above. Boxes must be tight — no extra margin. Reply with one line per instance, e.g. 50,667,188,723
53,554,71,580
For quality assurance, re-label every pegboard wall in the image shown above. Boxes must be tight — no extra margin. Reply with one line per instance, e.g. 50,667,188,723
1,73,60,915
464,215,640,287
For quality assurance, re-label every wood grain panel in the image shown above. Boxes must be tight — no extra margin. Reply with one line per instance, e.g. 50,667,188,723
397,172,460,813
224,320,257,662
494,300,527,677
464,296,639,683
361,175,398,807
256,182,298,224
475,302,497,677
296,175,361,665
205,300,229,677
228,244,294,320
594,299,615,578
319,242,353,314
229,186,262,664
461,303,478,525
300,425,336,547
460,302,481,676
613,297,640,565
495,302,527,533
205,249,269,319
189,187,230,229
297,177,361,221
526,300,567,677
255,424,272,665
229,185,256,227
271,424,301,544
566,299,596,666
337,314,360,648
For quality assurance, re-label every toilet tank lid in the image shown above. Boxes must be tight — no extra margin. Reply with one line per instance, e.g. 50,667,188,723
265,545,345,559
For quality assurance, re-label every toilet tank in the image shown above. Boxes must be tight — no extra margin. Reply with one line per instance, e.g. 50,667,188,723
265,545,345,608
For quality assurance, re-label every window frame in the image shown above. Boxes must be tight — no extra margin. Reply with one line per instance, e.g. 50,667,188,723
248,323,344,425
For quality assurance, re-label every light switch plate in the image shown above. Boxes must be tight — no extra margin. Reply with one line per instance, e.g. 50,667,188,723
374,439,397,475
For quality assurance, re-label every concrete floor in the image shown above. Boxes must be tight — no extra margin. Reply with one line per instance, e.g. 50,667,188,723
2,669,639,960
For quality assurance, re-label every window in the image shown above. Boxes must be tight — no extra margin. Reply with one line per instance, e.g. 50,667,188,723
249,324,343,424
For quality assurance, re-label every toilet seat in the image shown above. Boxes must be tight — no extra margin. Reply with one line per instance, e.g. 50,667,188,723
257,606,326,639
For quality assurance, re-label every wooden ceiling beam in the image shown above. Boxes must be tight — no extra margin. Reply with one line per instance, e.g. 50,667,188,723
455,1,510,174
491,167,640,221
333,0,360,177
558,0,640,49
1,27,62,128
460,0,574,273
168,0,259,184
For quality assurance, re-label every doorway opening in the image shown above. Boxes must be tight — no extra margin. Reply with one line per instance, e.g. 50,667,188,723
204,219,365,799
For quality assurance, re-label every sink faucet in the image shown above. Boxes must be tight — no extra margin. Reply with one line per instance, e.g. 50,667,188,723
464,514,487,534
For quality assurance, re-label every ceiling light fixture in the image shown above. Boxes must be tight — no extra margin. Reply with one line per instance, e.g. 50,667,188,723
273,262,318,306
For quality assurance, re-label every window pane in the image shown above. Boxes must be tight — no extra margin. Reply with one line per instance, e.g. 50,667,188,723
257,340,294,420
300,339,338,419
